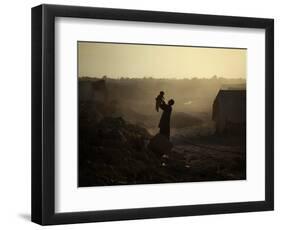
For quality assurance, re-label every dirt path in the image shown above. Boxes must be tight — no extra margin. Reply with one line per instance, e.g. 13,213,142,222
163,137,246,182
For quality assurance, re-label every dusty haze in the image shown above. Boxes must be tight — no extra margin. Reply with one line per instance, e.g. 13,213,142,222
78,42,247,186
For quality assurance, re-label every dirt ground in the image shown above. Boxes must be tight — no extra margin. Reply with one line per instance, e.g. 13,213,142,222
78,116,246,187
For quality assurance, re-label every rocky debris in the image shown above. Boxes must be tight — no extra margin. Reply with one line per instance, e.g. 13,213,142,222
80,116,216,187
148,134,173,156
79,115,246,187
79,116,174,186
94,117,151,150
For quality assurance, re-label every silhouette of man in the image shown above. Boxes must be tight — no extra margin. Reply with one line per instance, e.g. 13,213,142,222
158,99,175,140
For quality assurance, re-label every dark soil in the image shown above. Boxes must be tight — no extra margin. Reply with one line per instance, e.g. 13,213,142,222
79,115,246,187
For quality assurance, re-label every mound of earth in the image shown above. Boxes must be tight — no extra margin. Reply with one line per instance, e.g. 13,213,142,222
79,116,245,187
79,117,185,186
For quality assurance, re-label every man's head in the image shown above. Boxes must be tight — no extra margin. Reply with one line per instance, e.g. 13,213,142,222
160,91,164,96
168,99,175,106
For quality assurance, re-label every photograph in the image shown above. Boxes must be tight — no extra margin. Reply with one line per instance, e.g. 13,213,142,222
78,41,247,187
30,4,274,225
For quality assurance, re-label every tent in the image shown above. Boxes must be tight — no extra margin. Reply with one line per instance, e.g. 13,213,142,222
212,90,246,134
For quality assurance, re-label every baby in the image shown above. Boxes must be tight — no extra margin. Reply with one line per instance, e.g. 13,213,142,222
155,91,165,112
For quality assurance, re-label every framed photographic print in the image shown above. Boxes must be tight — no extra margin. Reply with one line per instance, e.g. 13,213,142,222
31,4,274,225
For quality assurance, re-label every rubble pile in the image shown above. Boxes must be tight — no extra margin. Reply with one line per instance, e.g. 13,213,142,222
79,117,184,186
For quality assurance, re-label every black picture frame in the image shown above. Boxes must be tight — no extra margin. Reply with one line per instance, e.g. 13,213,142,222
31,4,274,225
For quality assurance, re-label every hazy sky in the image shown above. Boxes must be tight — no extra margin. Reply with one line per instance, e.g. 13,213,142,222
78,42,246,79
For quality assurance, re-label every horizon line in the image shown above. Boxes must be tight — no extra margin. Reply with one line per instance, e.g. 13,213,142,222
78,76,246,80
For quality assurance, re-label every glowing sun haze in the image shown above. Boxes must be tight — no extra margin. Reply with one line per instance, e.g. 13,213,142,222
78,42,246,79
